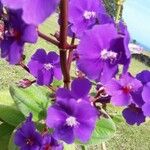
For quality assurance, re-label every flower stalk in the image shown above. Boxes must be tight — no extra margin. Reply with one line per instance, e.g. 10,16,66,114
67,33,76,72
115,0,124,23
38,30,60,47
59,0,70,88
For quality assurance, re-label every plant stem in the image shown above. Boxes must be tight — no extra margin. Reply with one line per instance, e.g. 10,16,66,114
59,0,70,88
67,33,75,72
38,31,60,47
66,44,77,50
115,0,124,23
18,62,30,73
38,30,77,50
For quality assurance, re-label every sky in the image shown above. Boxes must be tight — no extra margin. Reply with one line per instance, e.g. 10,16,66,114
123,0,150,50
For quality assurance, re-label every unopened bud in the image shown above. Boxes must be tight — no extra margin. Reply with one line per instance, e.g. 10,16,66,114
17,79,34,88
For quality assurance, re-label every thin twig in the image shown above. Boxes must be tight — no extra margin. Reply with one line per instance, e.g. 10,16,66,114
38,31,77,50
48,85,57,92
67,33,76,71
18,62,30,73
38,31,60,47
115,0,124,23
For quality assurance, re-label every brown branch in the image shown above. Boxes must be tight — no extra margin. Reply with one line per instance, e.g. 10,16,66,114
18,62,30,73
38,31,60,47
59,0,68,49
48,85,57,92
38,30,77,50
66,44,77,50
67,33,76,71
59,0,70,89
38,0,78,89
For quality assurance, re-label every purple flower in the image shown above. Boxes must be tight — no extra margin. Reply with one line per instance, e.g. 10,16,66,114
115,21,131,73
41,134,63,150
105,73,142,106
69,0,106,37
122,81,146,126
131,89,144,107
1,10,38,64
28,49,62,86
46,78,98,144
1,0,60,25
136,70,150,85
14,113,42,149
0,2,3,16
142,102,150,117
142,82,150,117
76,24,131,83
142,82,150,103
122,104,145,126
136,70,150,116
122,70,150,122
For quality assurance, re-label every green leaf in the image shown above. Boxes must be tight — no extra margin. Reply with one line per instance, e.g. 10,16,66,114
111,114,124,124
86,117,116,145
52,80,63,87
0,123,14,150
0,105,25,126
0,91,14,106
9,85,52,121
64,143,76,150
8,130,18,150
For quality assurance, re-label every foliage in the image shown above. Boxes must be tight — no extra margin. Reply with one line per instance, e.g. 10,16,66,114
103,0,117,17
0,0,149,149
9,85,52,121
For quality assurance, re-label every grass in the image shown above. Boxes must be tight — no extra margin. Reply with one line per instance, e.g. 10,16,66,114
0,14,150,150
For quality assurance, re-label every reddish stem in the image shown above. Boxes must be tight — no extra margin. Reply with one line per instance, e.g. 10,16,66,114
38,30,77,50
66,44,77,50
22,0,75,89
59,0,70,88
38,31,78,50
38,31,59,47
67,33,76,72
48,85,57,92
19,62,30,73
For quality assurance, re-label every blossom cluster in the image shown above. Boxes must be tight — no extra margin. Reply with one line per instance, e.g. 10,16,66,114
14,113,63,149
0,0,149,149
105,71,150,125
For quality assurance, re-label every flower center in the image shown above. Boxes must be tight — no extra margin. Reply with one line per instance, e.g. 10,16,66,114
9,28,21,40
122,85,133,93
26,138,34,145
83,11,96,20
44,63,53,70
77,98,82,103
44,144,52,150
66,116,78,127
100,49,117,60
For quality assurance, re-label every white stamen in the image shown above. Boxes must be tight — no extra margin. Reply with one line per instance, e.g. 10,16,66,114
83,11,96,20
44,63,53,70
100,49,117,60
108,51,117,59
66,116,79,127
100,49,109,60
77,98,82,103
